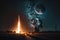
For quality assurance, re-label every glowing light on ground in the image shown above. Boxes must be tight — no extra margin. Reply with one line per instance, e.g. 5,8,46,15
16,15,21,33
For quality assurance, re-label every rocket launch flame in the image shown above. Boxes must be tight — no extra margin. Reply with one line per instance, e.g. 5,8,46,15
16,15,21,33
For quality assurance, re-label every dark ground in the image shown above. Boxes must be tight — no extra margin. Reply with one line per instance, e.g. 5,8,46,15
0,31,60,40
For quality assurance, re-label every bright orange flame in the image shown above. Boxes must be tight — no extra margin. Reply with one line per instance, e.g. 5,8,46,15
16,15,21,33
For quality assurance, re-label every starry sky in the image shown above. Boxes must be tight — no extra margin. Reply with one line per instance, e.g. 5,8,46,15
0,0,60,31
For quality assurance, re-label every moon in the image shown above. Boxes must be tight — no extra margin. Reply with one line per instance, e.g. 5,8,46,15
34,4,45,15
34,8,43,14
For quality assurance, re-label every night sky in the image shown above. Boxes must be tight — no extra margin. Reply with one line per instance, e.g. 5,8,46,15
0,0,60,31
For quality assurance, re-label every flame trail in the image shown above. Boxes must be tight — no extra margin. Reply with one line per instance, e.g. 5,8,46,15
16,15,21,33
